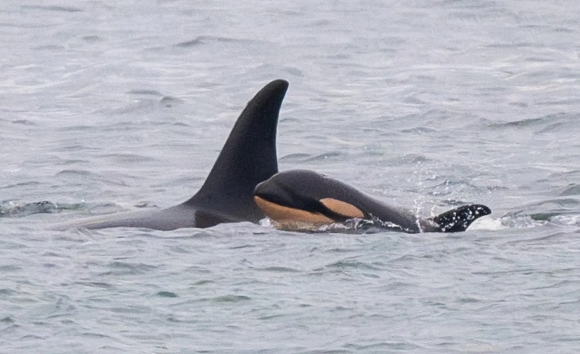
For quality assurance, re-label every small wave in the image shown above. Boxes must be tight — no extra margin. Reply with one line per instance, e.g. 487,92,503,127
174,35,255,48
193,295,251,303
10,119,37,126
0,181,40,189
558,184,580,196
304,151,343,162
0,201,82,218
281,66,303,77
485,114,574,136
125,90,185,107
501,198,580,229
400,126,438,134
75,282,113,289
532,198,580,209
159,96,184,108
55,169,92,177
384,153,432,166
549,214,580,226
255,266,301,273
22,5,83,13
82,35,100,43
486,117,546,130
499,213,548,229
95,153,157,164
126,89,163,96
156,291,178,298
106,262,158,276
279,153,312,162
498,204,580,230
326,260,381,271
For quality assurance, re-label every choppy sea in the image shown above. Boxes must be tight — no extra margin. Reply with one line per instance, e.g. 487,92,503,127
2,1,580,353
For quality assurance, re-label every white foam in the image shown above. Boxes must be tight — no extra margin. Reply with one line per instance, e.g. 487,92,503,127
465,216,506,231
551,214,580,225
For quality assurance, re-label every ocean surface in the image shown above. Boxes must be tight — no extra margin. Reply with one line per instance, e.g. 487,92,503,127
2,1,580,353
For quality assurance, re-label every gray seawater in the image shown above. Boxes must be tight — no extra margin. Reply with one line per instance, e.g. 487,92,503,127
2,1,580,353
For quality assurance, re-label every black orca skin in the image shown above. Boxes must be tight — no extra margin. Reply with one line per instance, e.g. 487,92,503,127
254,170,491,233
53,79,289,231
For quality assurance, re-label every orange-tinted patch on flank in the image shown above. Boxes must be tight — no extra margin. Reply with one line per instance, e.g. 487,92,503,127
254,196,333,224
319,198,365,219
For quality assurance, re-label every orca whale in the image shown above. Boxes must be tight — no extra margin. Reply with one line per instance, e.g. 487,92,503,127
254,169,491,233
53,79,289,231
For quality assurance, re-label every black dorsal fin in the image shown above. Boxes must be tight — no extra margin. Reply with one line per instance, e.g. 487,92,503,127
184,79,289,222
430,204,491,232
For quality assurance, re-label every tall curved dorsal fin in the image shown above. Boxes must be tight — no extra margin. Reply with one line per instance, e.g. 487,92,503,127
184,79,289,222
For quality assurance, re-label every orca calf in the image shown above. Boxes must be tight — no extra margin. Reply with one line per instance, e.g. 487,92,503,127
254,170,491,233
53,79,289,231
